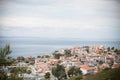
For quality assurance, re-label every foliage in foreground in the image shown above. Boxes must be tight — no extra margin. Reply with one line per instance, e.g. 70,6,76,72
68,66,82,77
52,64,67,80
0,45,24,80
44,72,51,80
69,75,82,80
83,67,120,80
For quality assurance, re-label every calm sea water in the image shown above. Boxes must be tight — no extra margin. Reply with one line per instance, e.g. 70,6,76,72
0,36,120,57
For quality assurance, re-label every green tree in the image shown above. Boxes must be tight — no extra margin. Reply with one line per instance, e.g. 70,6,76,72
0,45,25,80
0,45,13,66
37,56,42,58
111,47,114,50
68,66,82,77
86,48,89,53
99,60,104,65
26,70,31,74
10,67,19,78
17,56,25,62
69,75,82,80
10,67,27,80
0,72,8,80
83,67,120,80
64,49,72,57
107,47,110,52
0,45,11,59
53,53,62,59
44,72,50,80
116,50,120,54
52,64,67,80
0,45,12,66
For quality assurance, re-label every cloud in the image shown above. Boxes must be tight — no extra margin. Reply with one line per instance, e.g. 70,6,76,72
0,14,119,29
1,0,120,21
0,0,120,39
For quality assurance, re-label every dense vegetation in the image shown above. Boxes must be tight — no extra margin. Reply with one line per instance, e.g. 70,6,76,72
44,72,51,80
51,64,83,80
0,45,12,66
83,67,120,80
68,66,83,80
0,45,26,80
52,64,67,80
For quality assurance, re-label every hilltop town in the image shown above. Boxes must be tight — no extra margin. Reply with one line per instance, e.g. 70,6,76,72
0,45,120,80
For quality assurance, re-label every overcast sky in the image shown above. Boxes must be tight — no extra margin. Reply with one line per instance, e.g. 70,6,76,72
0,0,120,40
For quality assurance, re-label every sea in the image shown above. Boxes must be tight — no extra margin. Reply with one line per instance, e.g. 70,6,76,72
0,36,120,57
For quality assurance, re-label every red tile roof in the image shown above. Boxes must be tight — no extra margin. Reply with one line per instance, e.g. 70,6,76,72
81,65,93,70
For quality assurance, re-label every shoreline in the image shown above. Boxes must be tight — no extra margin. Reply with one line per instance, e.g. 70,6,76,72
8,45,119,58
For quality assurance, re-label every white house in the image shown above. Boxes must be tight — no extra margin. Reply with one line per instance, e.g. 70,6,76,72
80,65,94,75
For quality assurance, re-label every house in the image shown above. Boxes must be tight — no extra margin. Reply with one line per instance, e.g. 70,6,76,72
80,65,94,75
99,63,110,70
74,61,82,67
16,62,28,67
35,61,50,73
86,53,102,61
35,58,51,73
112,63,120,68
49,59,59,65
70,46,81,55
114,54,120,63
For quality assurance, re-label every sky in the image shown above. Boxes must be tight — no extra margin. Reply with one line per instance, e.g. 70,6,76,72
0,0,120,40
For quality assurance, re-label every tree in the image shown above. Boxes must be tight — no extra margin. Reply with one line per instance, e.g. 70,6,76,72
114,49,120,54
0,71,8,80
86,48,89,53
17,56,25,62
10,67,28,80
99,60,104,65
114,49,118,53
68,66,82,77
10,67,19,78
69,75,82,80
107,47,110,52
0,45,11,59
0,45,12,66
53,53,62,59
44,72,50,80
83,67,120,80
26,70,31,74
111,47,114,50
37,56,41,58
52,64,67,80
0,45,24,80
116,50,120,54
68,66,75,77
64,49,72,57
20,56,25,61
